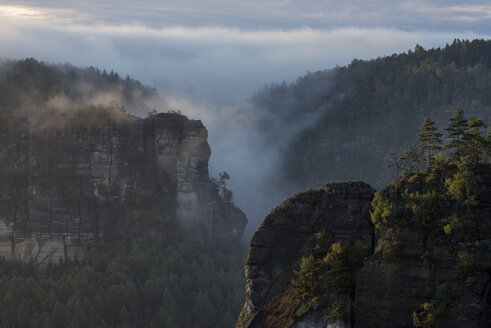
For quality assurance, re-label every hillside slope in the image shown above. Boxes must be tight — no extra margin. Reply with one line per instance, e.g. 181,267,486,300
250,39,491,192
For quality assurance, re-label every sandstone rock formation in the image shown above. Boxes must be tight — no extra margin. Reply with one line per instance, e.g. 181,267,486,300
237,172,491,328
0,111,247,264
237,181,375,328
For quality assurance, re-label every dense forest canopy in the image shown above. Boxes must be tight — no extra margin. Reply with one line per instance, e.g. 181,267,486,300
250,39,491,192
0,238,245,328
0,58,160,118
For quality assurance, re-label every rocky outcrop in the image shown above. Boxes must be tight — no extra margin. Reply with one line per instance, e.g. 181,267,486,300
237,181,375,328
354,170,491,328
0,112,247,264
237,171,491,328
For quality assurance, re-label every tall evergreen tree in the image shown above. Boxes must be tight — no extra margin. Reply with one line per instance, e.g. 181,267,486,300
464,117,486,166
444,108,468,162
417,117,442,166
399,145,421,175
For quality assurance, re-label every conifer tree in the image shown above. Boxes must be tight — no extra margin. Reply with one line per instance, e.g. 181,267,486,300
464,117,486,166
291,254,319,301
418,117,442,166
399,145,421,175
444,108,468,162
445,158,477,216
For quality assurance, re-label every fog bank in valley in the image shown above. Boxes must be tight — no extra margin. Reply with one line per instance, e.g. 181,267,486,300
2,1,491,237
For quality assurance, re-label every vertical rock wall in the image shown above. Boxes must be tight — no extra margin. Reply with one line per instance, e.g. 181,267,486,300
0,112,247,265
236,182,375,328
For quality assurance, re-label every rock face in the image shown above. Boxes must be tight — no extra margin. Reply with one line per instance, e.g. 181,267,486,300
354,169,491,328
237,173,491,328
237,181,375,328
0,112,247,264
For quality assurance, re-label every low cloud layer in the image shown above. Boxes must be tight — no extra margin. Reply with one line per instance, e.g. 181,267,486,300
1,1,491,236
0,13,486,101
3,0,491,31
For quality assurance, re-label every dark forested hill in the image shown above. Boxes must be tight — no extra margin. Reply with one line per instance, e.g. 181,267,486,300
0,58,159,117
250,39,491,192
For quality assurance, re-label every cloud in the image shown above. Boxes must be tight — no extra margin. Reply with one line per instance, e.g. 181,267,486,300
1,1,491,234
4,0,491,32
0,12,487,102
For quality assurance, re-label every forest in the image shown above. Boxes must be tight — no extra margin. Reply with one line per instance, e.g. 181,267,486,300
0,237,245,328
0,58,159,117
1,40,491,328
250,39,491,192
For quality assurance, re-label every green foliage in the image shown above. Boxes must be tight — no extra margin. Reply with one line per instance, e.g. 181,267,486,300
211,171,234,204
290,254,320,309
315,230,334,252
252,40,491,192
445,158,478,214
418,117,443,166
444,108,468,162
442,214,472,239
403,190,441,225
400,145,422,175
370,192,396,232
425,152,449,185
0,239,246,328
464,116,487,166
412,284,455,328
0,58,158,117
322,299,345,324
291,241,370,313
456,250,475,271
382,237,401,260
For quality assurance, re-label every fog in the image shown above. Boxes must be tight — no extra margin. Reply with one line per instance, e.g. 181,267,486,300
1,1,491,238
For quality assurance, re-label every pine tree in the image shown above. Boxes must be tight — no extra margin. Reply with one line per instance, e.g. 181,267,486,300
445,158,477,215
444,108,468,162
291,255,320,302
399,145,422,175
464,117,486,166
418,117,442,166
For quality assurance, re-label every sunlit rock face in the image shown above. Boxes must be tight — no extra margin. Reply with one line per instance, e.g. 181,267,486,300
0,112,247,265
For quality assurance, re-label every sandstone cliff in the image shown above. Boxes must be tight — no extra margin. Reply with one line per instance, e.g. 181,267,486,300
237,171,491,328
0,110,247,264
237,182,375,328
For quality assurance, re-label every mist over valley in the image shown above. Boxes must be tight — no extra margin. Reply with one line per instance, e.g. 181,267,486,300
1,1,491,327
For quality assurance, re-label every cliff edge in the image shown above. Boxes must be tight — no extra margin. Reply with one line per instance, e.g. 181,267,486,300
237,181,375,328
237,167,491,328
0,110,247,264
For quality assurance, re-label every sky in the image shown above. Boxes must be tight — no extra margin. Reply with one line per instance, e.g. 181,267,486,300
1,0,491,236
1,0,490,100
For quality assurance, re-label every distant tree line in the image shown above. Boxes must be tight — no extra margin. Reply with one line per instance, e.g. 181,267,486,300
251,39,491,193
